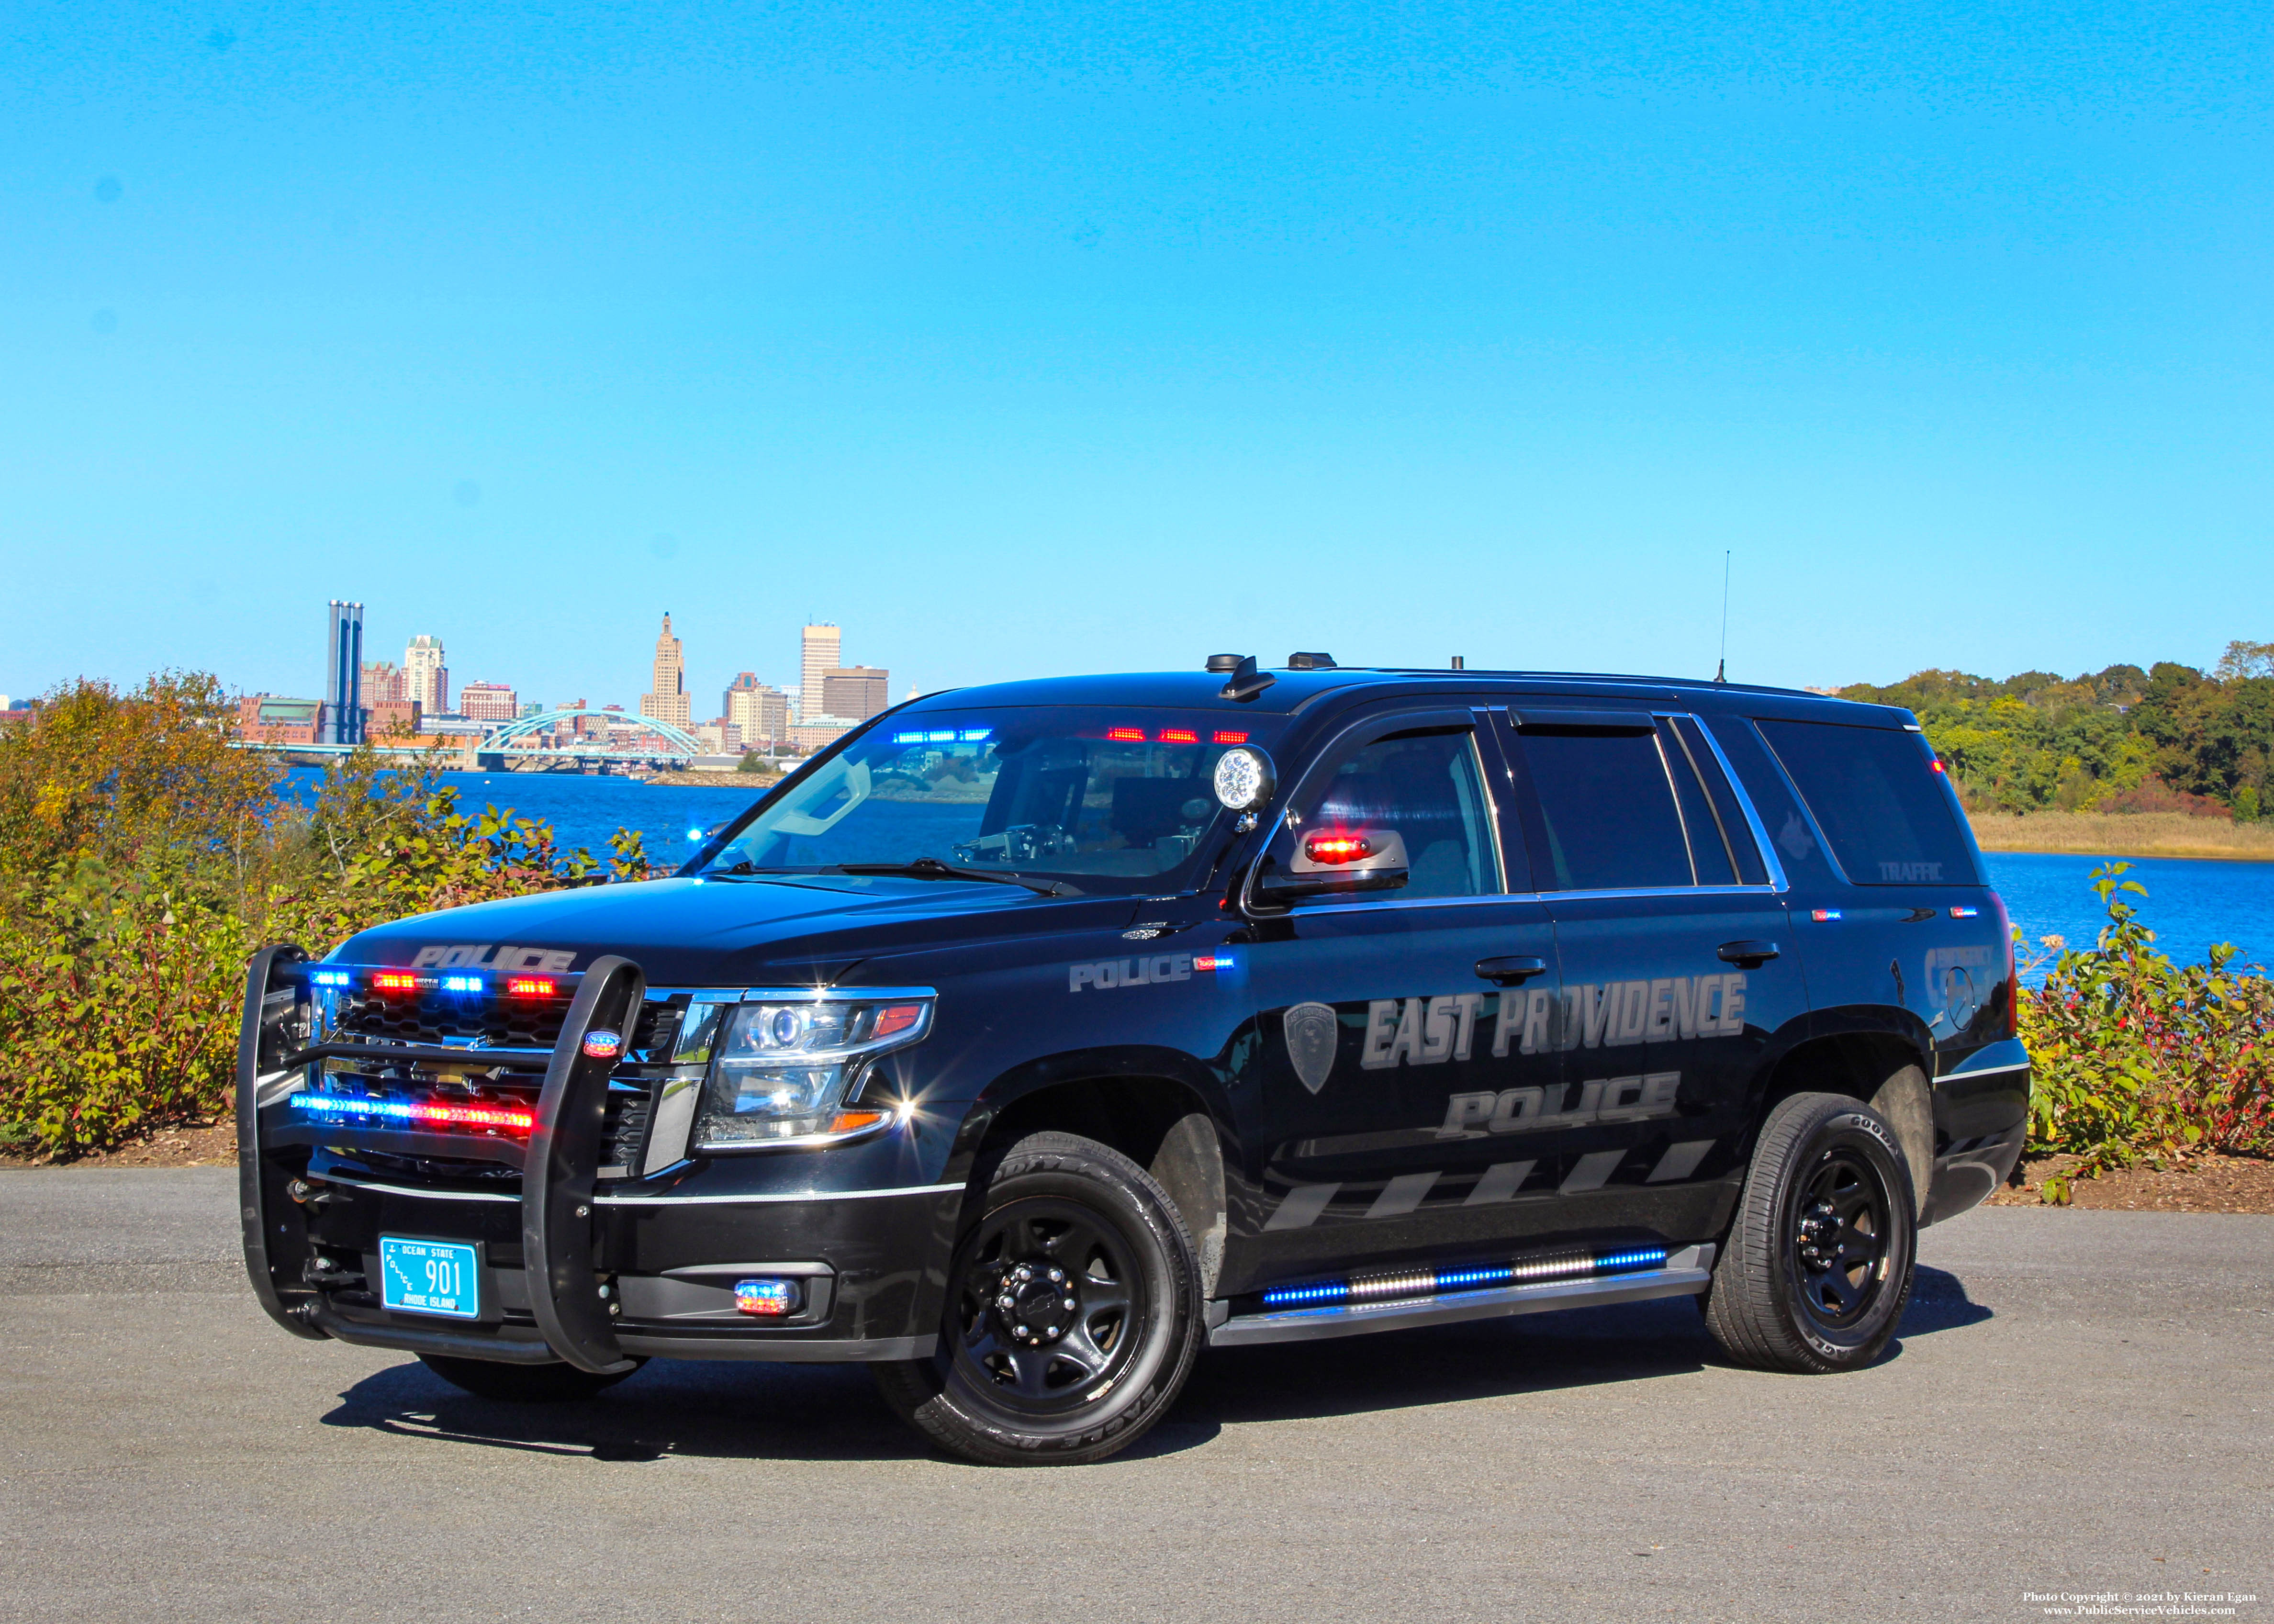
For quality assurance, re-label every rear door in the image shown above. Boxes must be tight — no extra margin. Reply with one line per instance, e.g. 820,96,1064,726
1499,706,1806,1234
1221,707,1565,1291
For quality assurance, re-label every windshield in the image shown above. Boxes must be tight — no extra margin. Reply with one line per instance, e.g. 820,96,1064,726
691,708,1284,894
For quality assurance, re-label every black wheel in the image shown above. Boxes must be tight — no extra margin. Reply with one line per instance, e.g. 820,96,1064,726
416,1353,644,1403
1700,1091,1917,1374
872,1131,1203,1466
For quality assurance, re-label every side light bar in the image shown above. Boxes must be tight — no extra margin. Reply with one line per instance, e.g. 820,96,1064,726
293,1094,536,1132
1258,1245,1671,1309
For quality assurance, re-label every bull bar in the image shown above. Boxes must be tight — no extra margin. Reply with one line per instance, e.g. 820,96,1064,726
235,944,649,1374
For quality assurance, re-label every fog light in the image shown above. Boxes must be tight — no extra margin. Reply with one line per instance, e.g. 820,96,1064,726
734,1278,799,1317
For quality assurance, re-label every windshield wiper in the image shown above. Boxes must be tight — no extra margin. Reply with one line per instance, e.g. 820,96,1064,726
830,859,1070,897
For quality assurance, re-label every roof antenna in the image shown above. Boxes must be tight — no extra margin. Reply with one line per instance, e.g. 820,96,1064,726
1714,550,1731,683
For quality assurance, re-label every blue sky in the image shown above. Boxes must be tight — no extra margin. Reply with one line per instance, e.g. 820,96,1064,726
3,0,2268,712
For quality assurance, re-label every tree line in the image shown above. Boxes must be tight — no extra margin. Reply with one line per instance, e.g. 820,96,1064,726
1838,639,2274,820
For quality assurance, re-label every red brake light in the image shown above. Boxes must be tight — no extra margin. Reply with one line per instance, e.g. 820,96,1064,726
1304,832,1373,865
1159,728,1199,744
1213,730,1249,744
504,976,557,998
1106,727,1146,742
371,971,421,994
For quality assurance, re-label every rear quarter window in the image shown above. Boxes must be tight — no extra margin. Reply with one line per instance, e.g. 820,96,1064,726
1755,718,1979,886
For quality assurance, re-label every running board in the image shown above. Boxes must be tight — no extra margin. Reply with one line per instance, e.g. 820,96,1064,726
1209,1243,1715,1347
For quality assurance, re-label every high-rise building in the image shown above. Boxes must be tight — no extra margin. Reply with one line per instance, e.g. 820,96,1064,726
459,681,518,722
821,666,891,722
642,613,691,730
405,636,449,715
725,672,791,750
799,624,840,723
323,601,364,745
360,661,408,704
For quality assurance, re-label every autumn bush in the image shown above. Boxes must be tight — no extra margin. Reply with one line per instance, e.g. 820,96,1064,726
2017,864,2274,1201
0,674,647,1160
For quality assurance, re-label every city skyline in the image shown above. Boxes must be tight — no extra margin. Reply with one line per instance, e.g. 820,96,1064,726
215,600,899,759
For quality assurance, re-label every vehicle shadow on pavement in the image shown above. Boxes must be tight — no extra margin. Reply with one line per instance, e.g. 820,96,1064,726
1179,1266,1994,1427
321,1355,1225,1466
319,1269,1991,1462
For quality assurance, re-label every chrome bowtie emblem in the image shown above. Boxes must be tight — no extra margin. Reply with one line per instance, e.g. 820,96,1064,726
1283,1002,1339,1095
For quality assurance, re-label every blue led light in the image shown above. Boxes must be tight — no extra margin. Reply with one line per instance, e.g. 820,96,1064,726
1435,1264,1517,1291
892,731,926,744
439,974,482,994
959,728,992,742
308,969,351,987
1596,1247,1670,1274
925,729,957,742
1260,1280,1353,1307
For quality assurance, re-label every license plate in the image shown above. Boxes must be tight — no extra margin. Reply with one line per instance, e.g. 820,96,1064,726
378,1237,482,1320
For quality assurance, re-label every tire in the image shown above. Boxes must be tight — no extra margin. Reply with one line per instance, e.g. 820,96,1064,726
1699,1091,1918,1375
872,1131,1203,1467
417,1353,644,1403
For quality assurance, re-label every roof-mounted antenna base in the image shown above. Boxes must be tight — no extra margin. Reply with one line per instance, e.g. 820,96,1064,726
1209,654,1277,702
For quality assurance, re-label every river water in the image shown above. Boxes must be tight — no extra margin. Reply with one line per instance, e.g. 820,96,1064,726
283,769,2274,974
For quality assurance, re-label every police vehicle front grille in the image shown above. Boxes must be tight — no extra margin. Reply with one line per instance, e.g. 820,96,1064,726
332,987,574,1048
329,988,681,1055
601,1082,653,1175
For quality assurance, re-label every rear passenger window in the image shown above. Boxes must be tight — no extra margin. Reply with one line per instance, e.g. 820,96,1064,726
1756,718,1979,886
1669,717,1770,885
1515,728,1695,891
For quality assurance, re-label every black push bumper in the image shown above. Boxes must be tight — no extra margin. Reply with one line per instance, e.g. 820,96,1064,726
238,947,948,1369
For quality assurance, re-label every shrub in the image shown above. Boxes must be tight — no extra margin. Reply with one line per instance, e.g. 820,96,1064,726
2018,863,2274,1201
0,675,651,1160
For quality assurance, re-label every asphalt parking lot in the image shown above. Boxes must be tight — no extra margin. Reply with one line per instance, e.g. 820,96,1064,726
1,1169,2266,1624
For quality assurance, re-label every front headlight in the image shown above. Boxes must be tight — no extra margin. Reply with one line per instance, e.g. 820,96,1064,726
692,995,933,1150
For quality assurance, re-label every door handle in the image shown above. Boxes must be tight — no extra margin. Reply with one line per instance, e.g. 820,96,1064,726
1717,940,1780,967
1475,955,1549,985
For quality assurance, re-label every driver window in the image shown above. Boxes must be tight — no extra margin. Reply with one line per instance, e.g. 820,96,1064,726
1278,728,1500,901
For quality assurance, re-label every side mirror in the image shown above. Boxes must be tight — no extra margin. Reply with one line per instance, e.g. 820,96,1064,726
1251,828,1411,905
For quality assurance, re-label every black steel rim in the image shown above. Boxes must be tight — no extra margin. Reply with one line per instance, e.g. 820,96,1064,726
947,1196,1146,1416
1785,1147,1891,1331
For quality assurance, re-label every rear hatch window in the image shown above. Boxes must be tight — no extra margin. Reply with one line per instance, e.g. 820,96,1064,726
1755,718,1979,886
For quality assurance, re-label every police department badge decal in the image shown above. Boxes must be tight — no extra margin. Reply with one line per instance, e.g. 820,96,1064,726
1283,1002,1339,1095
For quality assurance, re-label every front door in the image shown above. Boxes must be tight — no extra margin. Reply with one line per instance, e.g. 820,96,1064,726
1219,710,1565,1296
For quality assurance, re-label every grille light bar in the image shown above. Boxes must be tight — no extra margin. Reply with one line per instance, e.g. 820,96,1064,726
293,1094,535,1132
309,969,352,988
1259,1245,1671,1310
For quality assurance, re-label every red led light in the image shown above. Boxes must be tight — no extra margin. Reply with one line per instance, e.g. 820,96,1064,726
1106,727,1146,742
1159,728,1199,744
1304,832,1373,865
1930,759,1947,774
504,976,557,997
371,971,421,993
415,1101,535,1131
1212,730,1249,745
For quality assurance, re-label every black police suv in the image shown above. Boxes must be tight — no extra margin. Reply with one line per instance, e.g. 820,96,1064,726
238,656,2027,1465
